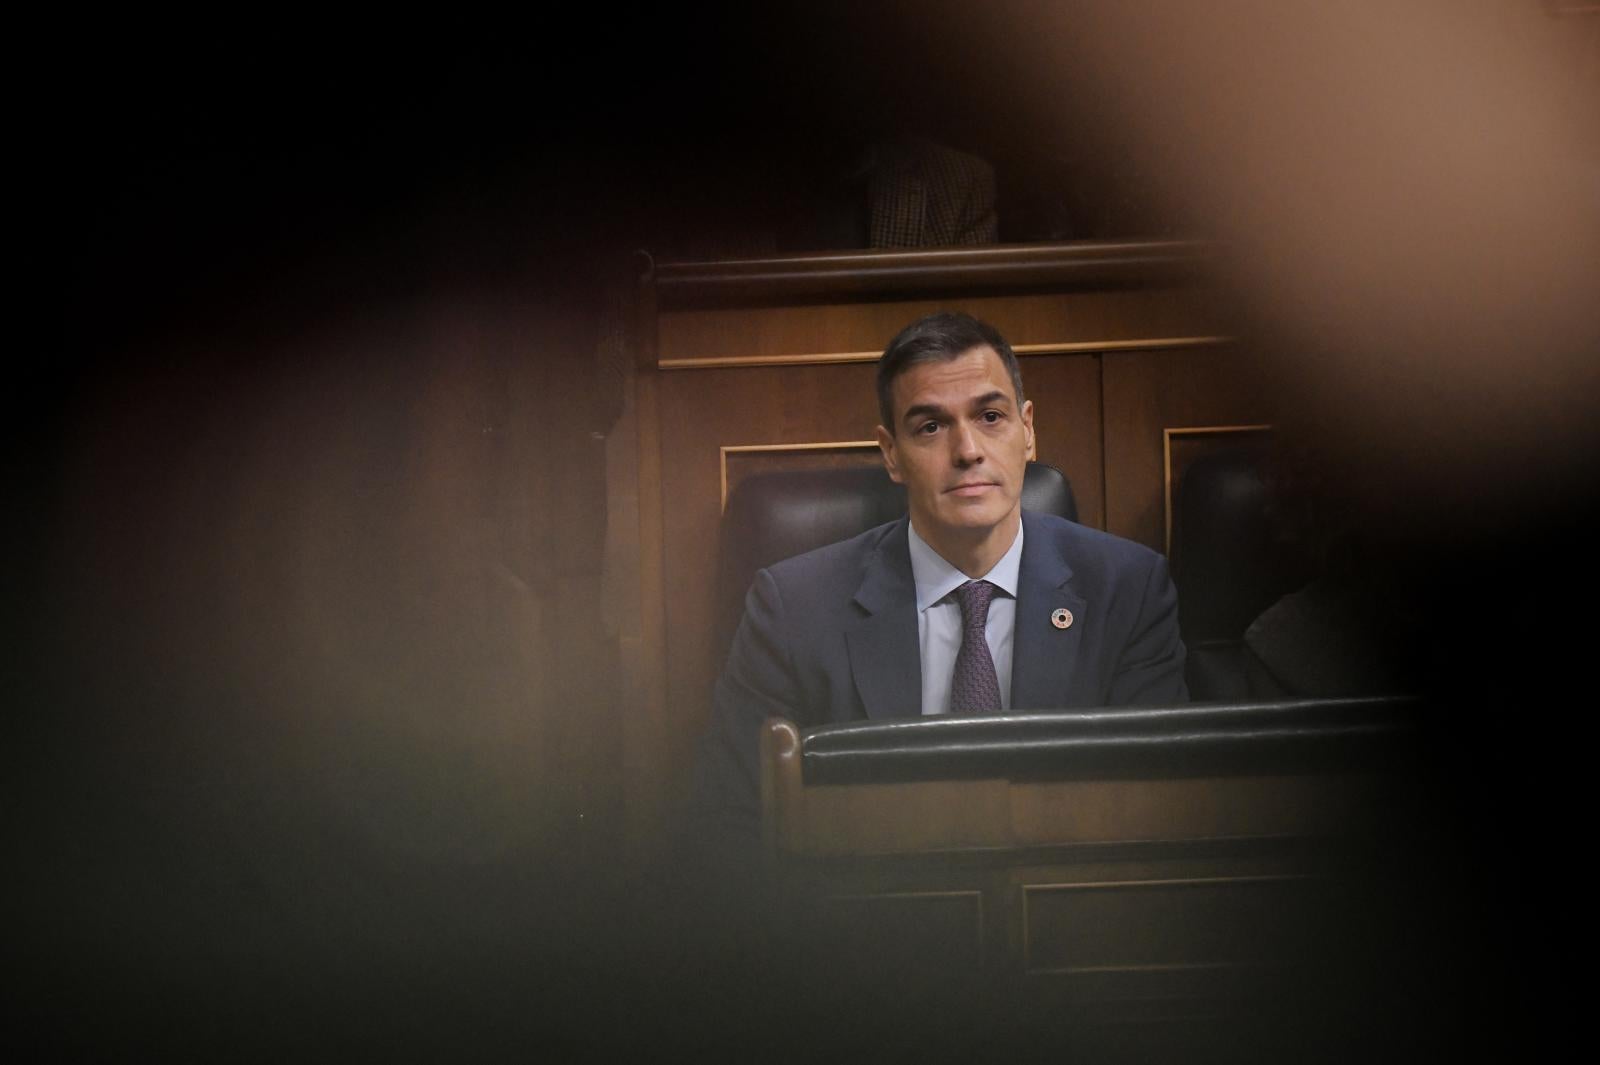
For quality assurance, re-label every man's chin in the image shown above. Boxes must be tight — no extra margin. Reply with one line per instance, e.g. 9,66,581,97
935,501,1018,534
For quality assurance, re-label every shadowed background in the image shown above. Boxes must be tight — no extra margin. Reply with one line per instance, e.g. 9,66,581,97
13,3,1597,1060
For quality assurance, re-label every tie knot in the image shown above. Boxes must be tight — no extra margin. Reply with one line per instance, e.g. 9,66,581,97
956,580,996,626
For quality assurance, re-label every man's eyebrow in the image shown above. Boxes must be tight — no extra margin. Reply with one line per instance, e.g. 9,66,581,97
901,402,948,426
901,391,1014,427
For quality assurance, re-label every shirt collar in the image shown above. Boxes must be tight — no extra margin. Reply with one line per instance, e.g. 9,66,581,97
907,518,1025,613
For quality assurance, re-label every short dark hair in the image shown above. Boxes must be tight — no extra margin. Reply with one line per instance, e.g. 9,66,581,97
876,312,1025,432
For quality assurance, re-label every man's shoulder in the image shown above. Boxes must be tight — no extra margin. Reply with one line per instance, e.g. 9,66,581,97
1022,511,1167,574
1024,511,1164,559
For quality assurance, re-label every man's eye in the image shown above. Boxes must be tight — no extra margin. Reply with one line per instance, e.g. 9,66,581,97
917,421,941,435
982,410,1003,424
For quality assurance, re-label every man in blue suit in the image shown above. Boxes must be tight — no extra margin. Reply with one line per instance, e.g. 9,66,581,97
697,312,1187,837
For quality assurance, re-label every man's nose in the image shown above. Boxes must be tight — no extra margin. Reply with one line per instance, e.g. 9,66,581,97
951,420,982,465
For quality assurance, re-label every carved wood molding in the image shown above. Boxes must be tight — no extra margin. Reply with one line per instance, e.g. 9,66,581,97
653,239,1215,307
661,335,1231,371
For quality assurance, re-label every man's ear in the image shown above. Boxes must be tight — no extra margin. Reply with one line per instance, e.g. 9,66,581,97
876,425,904,483
1021,400,1036,461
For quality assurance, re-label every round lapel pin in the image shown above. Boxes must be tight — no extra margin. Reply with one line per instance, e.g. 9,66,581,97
1051,607,1074,630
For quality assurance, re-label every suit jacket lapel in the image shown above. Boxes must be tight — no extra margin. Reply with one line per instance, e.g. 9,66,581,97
846,519,923,720
1011,512,1088,711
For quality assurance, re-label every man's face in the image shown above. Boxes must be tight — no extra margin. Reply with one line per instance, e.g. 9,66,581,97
876,345,1035,551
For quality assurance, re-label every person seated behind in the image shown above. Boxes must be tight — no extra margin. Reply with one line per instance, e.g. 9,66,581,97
695,312,1188,840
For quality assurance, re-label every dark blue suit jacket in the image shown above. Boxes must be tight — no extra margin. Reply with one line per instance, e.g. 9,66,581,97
696,510,1188,836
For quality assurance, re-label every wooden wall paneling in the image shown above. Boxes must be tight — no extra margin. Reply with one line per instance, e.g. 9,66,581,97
818,890,988,973
778,773,1386,857
1101,346,1273,552
1017,353,1105,529
1022,871,1317,973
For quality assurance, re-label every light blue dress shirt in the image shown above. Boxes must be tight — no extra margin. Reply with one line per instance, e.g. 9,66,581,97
907,519,1025,715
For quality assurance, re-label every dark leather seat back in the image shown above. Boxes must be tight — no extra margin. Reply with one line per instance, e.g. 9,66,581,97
716,462,1076,657
1171,445,1316,699
1173,445,1292,641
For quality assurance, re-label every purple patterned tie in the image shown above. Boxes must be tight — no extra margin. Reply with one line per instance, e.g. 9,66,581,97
951,580,1002,714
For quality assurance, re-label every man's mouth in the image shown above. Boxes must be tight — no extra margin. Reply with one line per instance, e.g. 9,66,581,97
946,481,998,497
